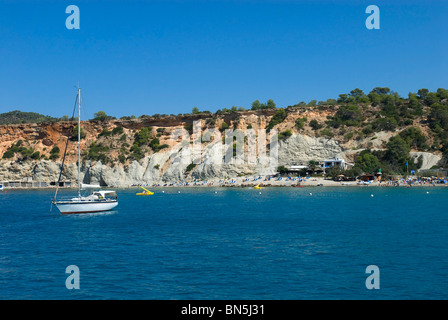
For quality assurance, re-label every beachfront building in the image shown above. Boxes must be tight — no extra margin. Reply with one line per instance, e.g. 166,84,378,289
286,163,324,174
322,158,353,170
283,158,354,175
286,159,352,174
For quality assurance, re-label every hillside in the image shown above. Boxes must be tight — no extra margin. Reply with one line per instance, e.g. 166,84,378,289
0,110,59,125
1,87,447,186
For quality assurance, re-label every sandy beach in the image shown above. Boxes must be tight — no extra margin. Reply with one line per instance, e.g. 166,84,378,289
132,175,448,189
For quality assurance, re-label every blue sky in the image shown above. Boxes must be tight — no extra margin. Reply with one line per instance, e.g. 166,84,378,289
0,0,447,119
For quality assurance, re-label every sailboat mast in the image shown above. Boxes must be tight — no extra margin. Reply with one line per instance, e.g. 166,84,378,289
78,88,81,198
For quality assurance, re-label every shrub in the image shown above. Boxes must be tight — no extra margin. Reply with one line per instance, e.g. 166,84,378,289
134,127,153,147
337,105,362,122
47,145,60,160
149,137,160,150
70,125,86,141
251,99,276,110
92,111,115,122
129,144,144,161
50,146,60,154
148,138,168,152
371,118,398,132
86,142,110,163
185,163,196,173
2,150,15,159
354,150,380,172
49,152,60,160
267,109,287,131
277,165,289,174
320,127,334,138
112,126,124,135
385,135,412,173
221,122,230,131
362,124,374,135
31,151,40,160
428,103,448,131
309,119,323,131
159,144,169,150
327,105,362,128
344,132,354,141
278,129,292,141
295,117,307,130
399,127,426,149
19,147,34,158
98,127,111,137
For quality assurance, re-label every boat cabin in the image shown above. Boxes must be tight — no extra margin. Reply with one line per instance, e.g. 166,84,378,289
91,191,118,200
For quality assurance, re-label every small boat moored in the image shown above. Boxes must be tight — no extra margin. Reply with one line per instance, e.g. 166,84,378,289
55,191,118,214
136,186,154,195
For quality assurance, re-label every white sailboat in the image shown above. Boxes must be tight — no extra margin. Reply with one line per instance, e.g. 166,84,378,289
52,88,118,214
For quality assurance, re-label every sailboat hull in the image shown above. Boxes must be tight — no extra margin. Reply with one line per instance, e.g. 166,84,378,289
54,200,118,214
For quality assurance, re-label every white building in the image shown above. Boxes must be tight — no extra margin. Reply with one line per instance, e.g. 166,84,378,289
285,158,353,173
322,158,353,170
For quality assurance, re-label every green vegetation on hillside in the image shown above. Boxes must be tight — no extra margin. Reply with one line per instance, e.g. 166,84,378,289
2,140,41,160
0,111,59,125
70,125,86,141
251,99,276,110
85,142,110,163
92,111,116,122
266,108,287,131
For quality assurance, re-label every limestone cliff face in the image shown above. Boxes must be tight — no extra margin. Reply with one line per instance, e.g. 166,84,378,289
0,109,442,186
278,134,344,164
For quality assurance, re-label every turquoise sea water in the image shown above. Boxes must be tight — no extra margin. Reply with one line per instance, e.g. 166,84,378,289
1,186,448,299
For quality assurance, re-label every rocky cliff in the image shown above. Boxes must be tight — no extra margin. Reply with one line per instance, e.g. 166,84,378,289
0,108,442,187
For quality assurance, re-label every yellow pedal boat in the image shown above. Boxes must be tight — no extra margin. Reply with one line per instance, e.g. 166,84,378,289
136,186,154,195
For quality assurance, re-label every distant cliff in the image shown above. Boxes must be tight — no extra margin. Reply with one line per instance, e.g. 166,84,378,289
1,89,447,186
